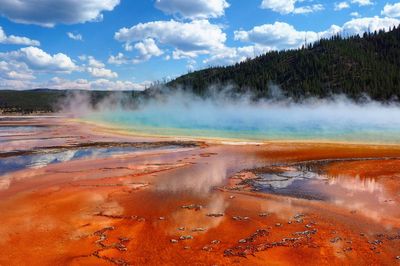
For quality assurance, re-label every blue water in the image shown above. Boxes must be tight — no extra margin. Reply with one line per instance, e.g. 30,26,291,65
84,99,400,143
0,145,185,176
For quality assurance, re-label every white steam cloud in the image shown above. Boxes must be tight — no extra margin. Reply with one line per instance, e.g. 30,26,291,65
61,88,400,144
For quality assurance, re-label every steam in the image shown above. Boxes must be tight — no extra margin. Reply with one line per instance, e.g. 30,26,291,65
61,87,400,143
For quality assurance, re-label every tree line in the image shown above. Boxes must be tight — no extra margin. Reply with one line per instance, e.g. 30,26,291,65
168,26,400,102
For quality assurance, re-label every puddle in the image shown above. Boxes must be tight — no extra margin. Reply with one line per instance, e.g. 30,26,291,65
252,167,329,200
249,164,400,221
0,145,182,176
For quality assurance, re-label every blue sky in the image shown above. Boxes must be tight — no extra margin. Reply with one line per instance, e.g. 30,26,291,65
0,0,399,90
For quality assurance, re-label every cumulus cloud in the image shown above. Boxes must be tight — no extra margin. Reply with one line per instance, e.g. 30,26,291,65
0,26,40,46
0,50,38,90
334,0,372,12
0,78,36,90
342,16,400,34
0,46,78,73
45,77,149,91
260,0,324,14
115,19,226,59
87,67,118,79
67,32,83,41
84,56,118,78
134,38,164,59
351,0,373,6
204,45,270,66
293,4,324,14
0,76,150,91
335,2,350,11
87,56,105,68
229,17,398,60
0,0,120,27
155,0,229,19
0,60,35,81
235,22,321,50
234,17,400,50
108,53,130,65
382,3,400,18
108,39,164,65
260,0,296,14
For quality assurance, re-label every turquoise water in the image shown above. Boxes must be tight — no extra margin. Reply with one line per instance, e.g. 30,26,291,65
84,99,400,143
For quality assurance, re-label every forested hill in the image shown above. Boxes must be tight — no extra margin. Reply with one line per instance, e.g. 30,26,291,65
168,26,400,101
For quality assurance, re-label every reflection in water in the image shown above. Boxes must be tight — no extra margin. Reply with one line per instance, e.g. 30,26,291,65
253,167,329,200
0,146,179,176
156,158,228,194
252,167,399,222
321,175,396,222
155,147,262,194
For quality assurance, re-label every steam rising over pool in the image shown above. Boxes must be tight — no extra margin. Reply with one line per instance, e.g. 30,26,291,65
82,95,400,143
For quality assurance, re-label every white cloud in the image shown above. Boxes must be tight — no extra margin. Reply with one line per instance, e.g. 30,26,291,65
84,56,117,78
334,0,372,12
108,39,164,65
234,17,400,50
0,26,40,46
0,78,35,90
87,56,105,68
204,45,271,66
87,67,118,78
108,53,152,65
212,16,399,66
0,46,78,73
260,0,296,14
45,77,149,91
134,38,164,60
108,53,130,65
0,60,35,81
351,0,373,6
235,22,321,50
260,0,324,14
0,76,150,91
0,0,120,27
350,12,361,17
342,16,400,35
335,2,350,11
0,51,37,90
67,32,83,41
155,0,229,19
115,20,226,59
293,4,324,14
382,3,400,18
172,50,200,60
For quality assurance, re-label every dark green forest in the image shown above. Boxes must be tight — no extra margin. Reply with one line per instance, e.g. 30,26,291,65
169,26,400,101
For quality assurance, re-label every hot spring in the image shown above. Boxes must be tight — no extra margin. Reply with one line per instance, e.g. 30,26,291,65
81,94,400,143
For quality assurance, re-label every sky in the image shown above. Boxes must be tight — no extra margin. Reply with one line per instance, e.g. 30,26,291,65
0,0,400,91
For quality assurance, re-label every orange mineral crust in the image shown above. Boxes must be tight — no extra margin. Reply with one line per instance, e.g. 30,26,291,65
0,117,400,265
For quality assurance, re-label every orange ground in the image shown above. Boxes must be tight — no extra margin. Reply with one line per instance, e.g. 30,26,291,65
0,117,400,265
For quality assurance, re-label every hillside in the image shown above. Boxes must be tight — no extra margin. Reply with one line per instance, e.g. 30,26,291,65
168,26,400,101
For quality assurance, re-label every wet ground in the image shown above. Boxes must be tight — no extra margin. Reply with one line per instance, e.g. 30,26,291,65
0,116,400,265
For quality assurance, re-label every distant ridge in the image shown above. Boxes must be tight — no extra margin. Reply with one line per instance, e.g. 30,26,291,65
0,90,144,114
168,26,400,102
